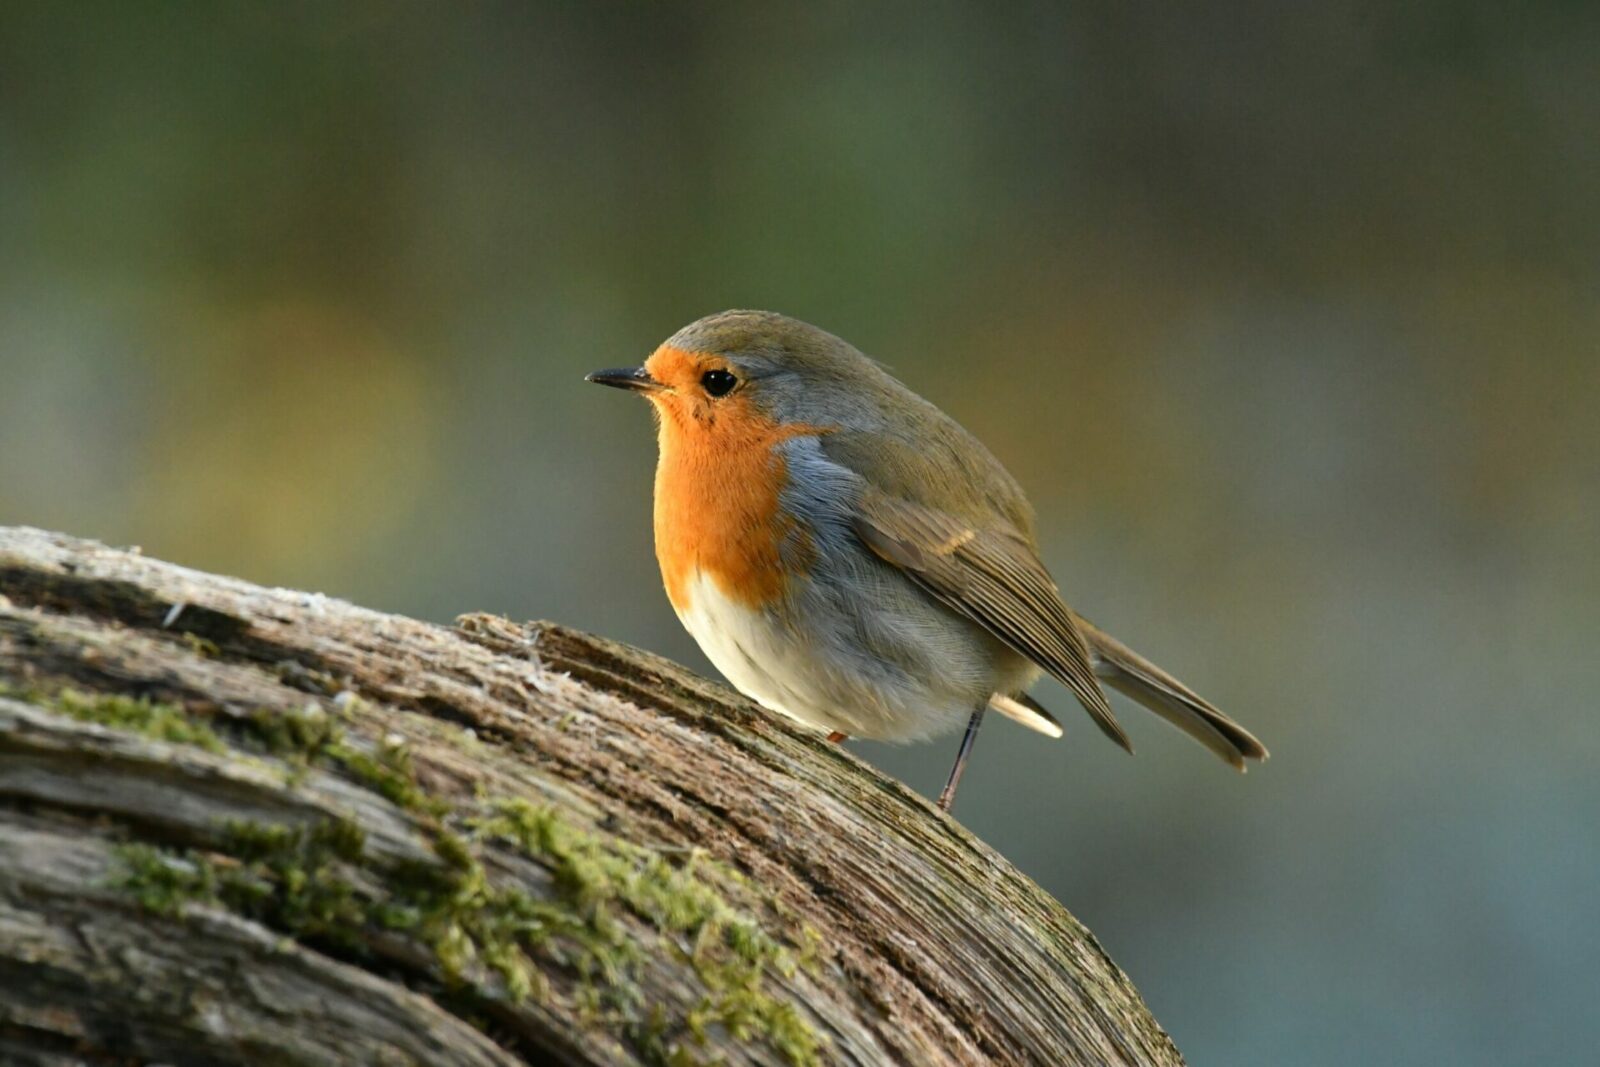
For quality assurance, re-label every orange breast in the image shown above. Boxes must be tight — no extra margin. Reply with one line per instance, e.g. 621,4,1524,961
653,400,821,612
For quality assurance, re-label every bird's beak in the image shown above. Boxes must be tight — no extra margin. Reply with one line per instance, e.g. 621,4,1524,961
585,366,663,394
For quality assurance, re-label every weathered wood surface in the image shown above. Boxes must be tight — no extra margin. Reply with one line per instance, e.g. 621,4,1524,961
0,526,1184,1066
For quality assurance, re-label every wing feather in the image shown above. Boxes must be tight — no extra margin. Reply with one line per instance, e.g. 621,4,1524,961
852,489,1131,751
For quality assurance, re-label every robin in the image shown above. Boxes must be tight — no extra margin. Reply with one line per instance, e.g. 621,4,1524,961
588,310,1267,811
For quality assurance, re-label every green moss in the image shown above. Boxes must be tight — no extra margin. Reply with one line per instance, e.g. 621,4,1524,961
11,684,447,824
180,632,221,658
38,689,226,754
227,817,367,866
112,797,824,1066
245,704,340,764
73,684,823,1065
323,734,450,818
384,839,592,1002
471,797,826,1066
114,818,373,953
215,819,371,950
241,703,448,817
113,843,218,913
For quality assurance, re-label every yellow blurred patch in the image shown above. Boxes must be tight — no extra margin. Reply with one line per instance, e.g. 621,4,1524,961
135,301,437,587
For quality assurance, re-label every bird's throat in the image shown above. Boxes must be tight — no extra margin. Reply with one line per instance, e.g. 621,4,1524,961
651,405,822,613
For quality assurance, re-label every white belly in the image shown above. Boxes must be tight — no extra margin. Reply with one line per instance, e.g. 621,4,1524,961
673,570,992,741
676,572,832,730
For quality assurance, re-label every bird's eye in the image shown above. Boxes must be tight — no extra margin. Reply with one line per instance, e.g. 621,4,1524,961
701,369,738,397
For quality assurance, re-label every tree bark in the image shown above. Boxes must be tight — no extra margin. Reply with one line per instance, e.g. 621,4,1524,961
0,526,1184,1067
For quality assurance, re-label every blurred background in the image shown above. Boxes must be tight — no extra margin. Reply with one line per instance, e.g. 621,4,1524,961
2,4,1596,1062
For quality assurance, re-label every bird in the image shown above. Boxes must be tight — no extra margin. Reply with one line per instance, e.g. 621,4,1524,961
587,310,1267,811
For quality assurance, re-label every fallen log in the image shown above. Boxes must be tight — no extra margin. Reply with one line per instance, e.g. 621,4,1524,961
0,526,1183,1066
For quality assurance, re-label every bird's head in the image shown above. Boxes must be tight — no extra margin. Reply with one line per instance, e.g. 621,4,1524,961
587,310,893,439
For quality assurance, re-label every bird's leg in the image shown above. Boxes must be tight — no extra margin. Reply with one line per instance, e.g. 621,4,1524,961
936,706,987,812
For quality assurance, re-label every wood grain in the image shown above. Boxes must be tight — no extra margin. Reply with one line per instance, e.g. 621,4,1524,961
0,526,1183,1067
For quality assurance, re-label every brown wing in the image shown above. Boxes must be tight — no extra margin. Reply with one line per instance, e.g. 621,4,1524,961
852,488,1131,752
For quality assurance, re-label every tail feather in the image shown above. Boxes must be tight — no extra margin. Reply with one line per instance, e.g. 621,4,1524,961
1075,617,1269,770
989,692,1064,738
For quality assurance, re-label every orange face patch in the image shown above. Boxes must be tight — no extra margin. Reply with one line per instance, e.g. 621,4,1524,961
644,346,827,611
